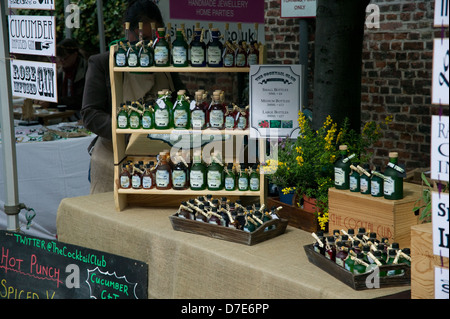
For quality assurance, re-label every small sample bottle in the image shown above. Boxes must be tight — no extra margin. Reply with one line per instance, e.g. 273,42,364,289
190,27,206,67
142,163,154,189
224,104,237,129
207,153,224,190
155,151,172,190
141,103,153,129
224,163,236,191
223,23,235,68
383,152,404,200
349,163,361,192
249,164,260,191
154,27,170,67
191,91,206,130
190,151,206,190
208,92,225,129
236,105,249,130
119,164,131,189
117,103,128,129
206,28,223,67
173,90,190,129
115,41,127,67
237,163,249,191
128,102,141,129
154,91,172,129
131,164,142,189
371,166,384,197
358,163,372,195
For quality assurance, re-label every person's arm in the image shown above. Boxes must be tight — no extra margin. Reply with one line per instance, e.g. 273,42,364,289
81,52,113,140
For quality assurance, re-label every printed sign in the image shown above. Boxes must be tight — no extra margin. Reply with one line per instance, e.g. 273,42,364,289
431,115,449,182
8,0,55,10
434,0,449,27
169,0,264,23
0,230,148,299
432,38,449,105
8,15,56,57
281,0,316,18
432,192,449,258
249,65,303,138
435,266,449,299
10,59,57,103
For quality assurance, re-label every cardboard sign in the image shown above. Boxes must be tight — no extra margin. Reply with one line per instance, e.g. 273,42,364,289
8,0,55,10
281,0,316,18
432,38,449,105
434,0,449,27
8,15,56,57
431,115,449,182
432,192,449,258
10,59,57,103
249,65,303,139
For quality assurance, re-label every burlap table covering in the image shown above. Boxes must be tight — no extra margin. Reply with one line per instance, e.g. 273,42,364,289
56,192,410,299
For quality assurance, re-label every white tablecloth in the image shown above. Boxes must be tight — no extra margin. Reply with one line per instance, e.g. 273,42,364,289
0,127,95,239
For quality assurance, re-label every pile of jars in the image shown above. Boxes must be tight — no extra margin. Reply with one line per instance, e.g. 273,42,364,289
115,21,261,68
119,151,260,192
334,145,404,200
312,228,411,276
117,90,249,131
176,196,282,232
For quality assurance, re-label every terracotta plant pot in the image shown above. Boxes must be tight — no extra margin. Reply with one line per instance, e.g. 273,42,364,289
302,194,318,213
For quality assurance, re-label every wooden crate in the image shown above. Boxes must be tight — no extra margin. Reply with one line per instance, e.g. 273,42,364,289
328,182,423,248
411,223,450,299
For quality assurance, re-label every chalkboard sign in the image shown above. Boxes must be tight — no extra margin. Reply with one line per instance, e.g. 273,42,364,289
0,230,148,299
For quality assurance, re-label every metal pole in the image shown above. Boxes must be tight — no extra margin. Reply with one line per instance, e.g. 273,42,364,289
97,0,106,53
0,0,20,231
299,19,309,109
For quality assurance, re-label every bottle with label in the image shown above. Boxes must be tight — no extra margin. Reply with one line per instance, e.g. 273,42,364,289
172,28,188,67
312,232,325,255
137,22,152,67
190,151,206,190
236,105,249,130
224,163,236,191
131,164,142,189
154,91,172,129
238,163,249,191
383,152,404,200
128,102,141,129
191,91,206,130
358,163,371,195
249,164,260,191
117,103,128,129
353,253,368,275
115,41,128,67
119,164,131,189
235,23,247,67
142,163,154,189
141,103,153,129
207,28,223,67
190,27,206,67
334,145,354,190
325,236,336,262
127,42,139,68
173,90,190,129
208,92,224,129
224,104,237,129
207,152,224,190
247,23,259,66
172,155,188,190
155,151,172,190
223,23,235,68
386,249,401,276
370,166,384,197
349,163,360,192
368,250,386,277
154,27,170,67
335,242,348,267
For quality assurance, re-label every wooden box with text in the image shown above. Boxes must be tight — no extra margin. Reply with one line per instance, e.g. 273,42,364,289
328,183,423,248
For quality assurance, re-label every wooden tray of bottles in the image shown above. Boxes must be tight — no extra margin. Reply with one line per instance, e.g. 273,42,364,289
303,244,411,290
169,215,289,246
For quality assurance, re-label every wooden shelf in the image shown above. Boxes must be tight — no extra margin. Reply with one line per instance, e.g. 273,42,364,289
115,128,250,135
118,188,260,196
113,66,250,73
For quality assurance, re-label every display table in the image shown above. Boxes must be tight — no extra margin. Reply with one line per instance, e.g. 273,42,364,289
57,192,410,299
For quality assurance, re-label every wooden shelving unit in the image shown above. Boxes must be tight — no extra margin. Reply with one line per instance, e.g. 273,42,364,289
109,45,267,211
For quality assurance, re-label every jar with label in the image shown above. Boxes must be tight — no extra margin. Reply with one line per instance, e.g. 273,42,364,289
236,105,249,130
370,166,384,197
334,145,353,190
190,27,206,67
117,103,129,129
207,28,223,67
224,104,237,129
154,27,170,67
208,92,224,129
224,163,236,191
172,155,188,190
115,41,127,67
238,163,249,191
191,91,206,130
172,28,188,67
223,23,235,67
173,90,190,129
207,153,224,190
128,102,141,129
249,164,260,191
141,103,153,129
383,152,404,200
156,151,172,189
358,163,371,195
190,152,206,190
349,163,360,192
142,163,154,189
154,91,172,129
119,164,131,189
131,164,142,189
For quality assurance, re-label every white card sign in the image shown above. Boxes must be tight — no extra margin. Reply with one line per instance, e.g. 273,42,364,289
431,115,449,182
433,192,449,258
8,0,55,10
435,267,449,299
8,15,56,57
249,65,303,139
434,0,449,27
281,0,316,18
10,59,57,103
432,38,449,105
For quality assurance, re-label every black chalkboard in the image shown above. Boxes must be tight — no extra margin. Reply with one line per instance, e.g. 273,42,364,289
0,230,148,299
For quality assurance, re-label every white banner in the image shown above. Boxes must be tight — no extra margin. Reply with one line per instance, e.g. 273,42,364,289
433,192,449,258
10,59,57,103
431,115,449,182
434,0,449,27
435,267,449,299
432,38,449,105
8,15,56,57
8,0,55,10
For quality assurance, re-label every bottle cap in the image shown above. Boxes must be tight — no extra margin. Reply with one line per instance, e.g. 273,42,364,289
391,242,400,249
339,145,348,150
389,152,398,158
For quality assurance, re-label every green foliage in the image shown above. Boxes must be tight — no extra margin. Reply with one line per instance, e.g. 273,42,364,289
413,172,449,222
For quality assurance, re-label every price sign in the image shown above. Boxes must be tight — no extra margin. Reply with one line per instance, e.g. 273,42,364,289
432,38,449,105
281,0,316,18
434,0,449,27
432,192,449,258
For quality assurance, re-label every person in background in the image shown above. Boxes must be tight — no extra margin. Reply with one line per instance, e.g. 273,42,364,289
81,0,186,194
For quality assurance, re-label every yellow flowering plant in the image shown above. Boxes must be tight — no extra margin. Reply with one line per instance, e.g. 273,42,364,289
265,112,391,230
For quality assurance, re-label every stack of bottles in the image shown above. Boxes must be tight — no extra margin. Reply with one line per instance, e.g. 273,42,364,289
115,21,261,68
311,228,411,276
119,151,260,192
116,90,249,130
175,196,283,232
334,145,405,200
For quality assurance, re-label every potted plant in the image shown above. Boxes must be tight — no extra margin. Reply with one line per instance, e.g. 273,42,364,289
413,172,449,223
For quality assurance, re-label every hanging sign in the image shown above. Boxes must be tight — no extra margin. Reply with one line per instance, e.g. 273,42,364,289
432,192,449,258
431,115,449,182
249,65,303,139
8,15,56,57
281,0,316,18
435,266,449,299
8,0,55,10
434,0,449,27
10,59,57,103
432,38,449,105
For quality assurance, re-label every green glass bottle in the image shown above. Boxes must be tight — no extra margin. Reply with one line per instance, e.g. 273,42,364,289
349,163,360,192
249,164,260,191
117,103,128,129
136,22,152,67
370,166,384,197
353,253,368,275
190,28,206,67
154,91,172,129
127,41,139,67
115,41,127,67
334,145,354,190
154,27,170,67
141,103,153,129
358,164,371,195
383,152,404,200
238,163,249,191
224,163,236,191
128,102,141,129
172,28,188,67
207,153,224,190
386,249,401,276
189,151,206,190
173,90,190,129
207,28,223,67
